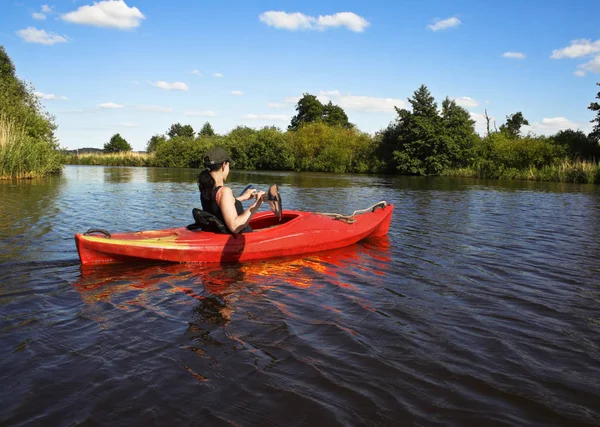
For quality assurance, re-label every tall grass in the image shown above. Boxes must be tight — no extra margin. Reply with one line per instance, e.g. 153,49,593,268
0,115,63,179
443,158,600,184
65,151,154,167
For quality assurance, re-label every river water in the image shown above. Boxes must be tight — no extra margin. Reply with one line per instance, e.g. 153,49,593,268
1,165,599,426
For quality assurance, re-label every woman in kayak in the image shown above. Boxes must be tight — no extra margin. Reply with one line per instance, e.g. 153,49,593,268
197,147,265,233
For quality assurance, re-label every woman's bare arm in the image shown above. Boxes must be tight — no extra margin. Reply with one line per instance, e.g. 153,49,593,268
218,187,264,234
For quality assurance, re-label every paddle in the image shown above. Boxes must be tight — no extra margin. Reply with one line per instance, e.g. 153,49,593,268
238,184,282,221
266,184,282,221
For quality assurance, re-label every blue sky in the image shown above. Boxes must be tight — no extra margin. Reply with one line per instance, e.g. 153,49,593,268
1,0,599,151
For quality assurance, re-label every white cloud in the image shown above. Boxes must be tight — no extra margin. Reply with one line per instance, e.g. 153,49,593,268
98,102,124,109
243,114,288,121
315,12,370,32
16,27,67,45
259,11,369,32
551,39,600,59
136,105,173,113
34,91,68,100
268,102,287,108
119,122,136,127
185,111,217,117
151,81,189,91
524,117,590,135
33,5,52,19
453,96,480,108
213,73,224,78
191,69,202,75
231,91,244,96
576,55,600,75
503,52,526,59
62,0,145,30
260,11,312,30
318,90,406,113
427,17,461,32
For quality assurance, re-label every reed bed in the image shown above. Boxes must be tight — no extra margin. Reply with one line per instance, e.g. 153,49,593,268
0,115,63,179
443,158,600,184
65,151,154,167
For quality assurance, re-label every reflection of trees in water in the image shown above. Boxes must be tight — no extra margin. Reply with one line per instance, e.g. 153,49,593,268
103,167,136,183
145,167,199,184
0,175,66,262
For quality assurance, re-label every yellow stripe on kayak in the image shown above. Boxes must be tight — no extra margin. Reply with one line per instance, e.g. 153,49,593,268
82,234,189,249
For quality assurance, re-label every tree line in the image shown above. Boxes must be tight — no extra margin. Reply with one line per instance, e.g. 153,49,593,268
97,83,600,182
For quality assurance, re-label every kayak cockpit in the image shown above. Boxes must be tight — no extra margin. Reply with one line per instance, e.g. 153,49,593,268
249,212,301,231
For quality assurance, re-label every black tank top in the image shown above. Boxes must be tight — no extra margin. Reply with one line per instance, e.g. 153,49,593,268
201,186,251,233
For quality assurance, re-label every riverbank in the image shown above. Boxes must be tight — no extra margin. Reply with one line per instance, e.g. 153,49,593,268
64,151,154,167
0,116,63,180
64,152,600,184
443,158,600,184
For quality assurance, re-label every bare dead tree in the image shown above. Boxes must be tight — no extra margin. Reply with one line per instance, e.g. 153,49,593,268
484,109,492,137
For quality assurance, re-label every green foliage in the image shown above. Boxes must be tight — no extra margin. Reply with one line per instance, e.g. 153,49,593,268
146,134,166,153
289,94,351,130
0,46,62,178
288,122,377,173
322,101,351,129
153,136,195,167
589,82,600,141
499,111,529,138
472,132,566,178
167,123,195,139
220,126,294,171
199,122,216,137
441,97,479,167
104,133,132,153
551,129,600,160
444,158,600,184
1,115,62,178
379,85,478,175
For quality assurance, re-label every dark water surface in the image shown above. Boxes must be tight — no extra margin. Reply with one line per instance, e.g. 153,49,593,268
1,166,599,426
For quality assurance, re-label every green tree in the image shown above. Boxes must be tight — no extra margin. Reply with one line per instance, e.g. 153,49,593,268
589,82,600,142
379,85,449,175
289,94,323,130
322,101,351,129
198,122,216,137
104,133,132,153
167,123,194,139
146,134,166,153
0,45,56,144
499,111,529,138
441,97,479,167
552,129,600,160
289,94,351,130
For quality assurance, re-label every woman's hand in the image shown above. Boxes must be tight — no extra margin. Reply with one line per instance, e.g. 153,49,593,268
238,187,257,201
250,191,265,212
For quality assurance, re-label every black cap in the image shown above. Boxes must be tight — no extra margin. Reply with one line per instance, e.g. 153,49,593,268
204,146,233,167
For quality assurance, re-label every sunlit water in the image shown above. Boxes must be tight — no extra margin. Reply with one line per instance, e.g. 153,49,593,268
1,166,599,426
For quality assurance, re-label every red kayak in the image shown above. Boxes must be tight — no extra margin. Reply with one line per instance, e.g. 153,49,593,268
75,202,394,265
